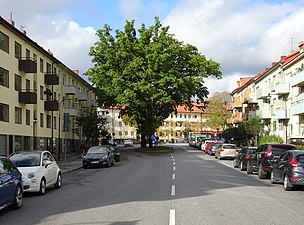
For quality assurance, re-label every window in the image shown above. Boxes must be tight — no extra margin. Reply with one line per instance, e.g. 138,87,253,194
124,131,128,135
0,67,9,87
26,49,30,59
15,107,22,124
119,121,122,126
15,42,22,59
47,115,51,128
0,103,9,122
26,79,30,91
40,58,44,73
118,131,122,136
0,31,9,53
26,110,30,125
33,53,37,62
40,86,44,100
40,113,44,127
131,131,134,136
46,63,51,73
14,74,22,91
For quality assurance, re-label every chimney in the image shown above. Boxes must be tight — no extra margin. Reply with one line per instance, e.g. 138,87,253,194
48,49,53,56
6,12,15,26
73,70,79,75
237,80,240,87
280,55,287,61
20,25,26,35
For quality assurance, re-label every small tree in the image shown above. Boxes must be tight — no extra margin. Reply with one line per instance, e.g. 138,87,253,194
244,116,263,146
75,107,110,148
258,135,283,145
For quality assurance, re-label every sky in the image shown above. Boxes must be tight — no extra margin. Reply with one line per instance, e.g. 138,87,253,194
1,0,304,95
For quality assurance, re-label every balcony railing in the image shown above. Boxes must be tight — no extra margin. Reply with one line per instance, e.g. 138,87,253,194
273,83,290,95
291,71,304,87
275,107,290,120
291,99,304,115
256,88,270,99
64,108,78,117
44,73,59,85
18,58,37,73
44,100,59,111
64,85,77,95
78,93,88,101
256,103,271,119
18,90,37,104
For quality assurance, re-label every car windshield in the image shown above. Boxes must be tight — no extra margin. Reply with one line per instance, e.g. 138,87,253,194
9,152,41,167
223,145,236,149
87,146,108,154
271,145,297,155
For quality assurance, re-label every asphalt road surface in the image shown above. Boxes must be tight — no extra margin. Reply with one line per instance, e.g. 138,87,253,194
1,144,304,225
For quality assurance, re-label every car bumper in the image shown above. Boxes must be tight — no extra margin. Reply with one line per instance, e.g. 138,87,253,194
83,159,109,167
220,153,236,159
22,178,41,192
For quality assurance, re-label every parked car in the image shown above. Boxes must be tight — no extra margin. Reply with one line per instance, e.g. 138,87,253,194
108,140,117,146
270,150,304,191
124,140,134,147
0,157,23,210
9,151,62,195
201,140,214,152
215,144,237,160
247,143,297,179
233,147,257,171
208,142,222,156
83,145,115,169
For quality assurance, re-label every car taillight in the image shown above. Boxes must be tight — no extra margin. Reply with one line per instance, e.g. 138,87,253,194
290,157,298,168
244,155,249,160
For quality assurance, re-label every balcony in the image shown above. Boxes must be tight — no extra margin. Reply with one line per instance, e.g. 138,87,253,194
291,99,304,115
64,108,77,117
18,58,37,73
248,93,257,103
291,71,304,87
275,107,290,120
78,93,88,101
18,91,37,104
44,100,59,111
64,85,77,95
273,83,290,95
256,103,271,119
44,73,59,85
256,88,270,99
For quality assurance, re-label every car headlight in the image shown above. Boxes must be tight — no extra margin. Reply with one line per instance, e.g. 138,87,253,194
102,155,108,159
28,172,35,179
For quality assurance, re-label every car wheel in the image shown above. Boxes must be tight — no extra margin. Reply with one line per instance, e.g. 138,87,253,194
240,161,245,171
83,164,88,169
233,159,238,168
246,161,253,174
112,158,115,166
270,170,276,184
107,160,111,167
54,173,62,188
39,178,46,195
11,184,23,209
283,174,293,191
258,164,266,179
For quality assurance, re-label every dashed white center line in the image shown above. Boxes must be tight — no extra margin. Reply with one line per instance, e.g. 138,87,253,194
220,162,233,168
172,174,175,180
169,209,175,225
171,185,175,196
173,162,175,165
173,166,176,170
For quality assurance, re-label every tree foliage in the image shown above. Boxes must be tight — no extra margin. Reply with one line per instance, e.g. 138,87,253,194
258,135,283,145
204,92,232,131
86,17,222,147
75,107,110,147
243,116,263,146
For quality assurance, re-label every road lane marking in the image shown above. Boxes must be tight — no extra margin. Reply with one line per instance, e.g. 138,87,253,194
173,161,175,165
172,158,175,162
172,174,175,180
171,185,175,196
169,209,175,225
173,166,176,170
220,162,233,168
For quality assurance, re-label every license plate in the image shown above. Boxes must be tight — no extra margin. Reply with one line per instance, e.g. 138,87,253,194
91,161,99,164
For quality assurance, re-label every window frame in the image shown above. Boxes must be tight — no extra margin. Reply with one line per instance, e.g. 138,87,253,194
0,103,9,122
0,31,9,53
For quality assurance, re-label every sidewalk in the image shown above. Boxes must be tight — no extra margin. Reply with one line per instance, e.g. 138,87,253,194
56,152,83,174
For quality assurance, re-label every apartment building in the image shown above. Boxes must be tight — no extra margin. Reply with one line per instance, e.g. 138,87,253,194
0,15,96,157
227,42,304,144
156,102,210,143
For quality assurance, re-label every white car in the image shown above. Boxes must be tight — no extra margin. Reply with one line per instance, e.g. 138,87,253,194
9,150,62,195
124,140,134,147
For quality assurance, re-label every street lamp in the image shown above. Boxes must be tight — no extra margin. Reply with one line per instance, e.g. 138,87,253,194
58,97,78,161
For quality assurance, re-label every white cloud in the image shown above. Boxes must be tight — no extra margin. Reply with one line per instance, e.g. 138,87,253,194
118,0,142,20
163,0,304,94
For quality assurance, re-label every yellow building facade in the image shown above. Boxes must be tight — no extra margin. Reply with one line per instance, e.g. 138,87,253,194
0,15,96,158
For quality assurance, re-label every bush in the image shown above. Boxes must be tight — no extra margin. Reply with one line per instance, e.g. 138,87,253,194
258,135,283,145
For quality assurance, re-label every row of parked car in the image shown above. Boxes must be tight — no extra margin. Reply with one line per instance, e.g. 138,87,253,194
195,139,303,191
1,143,124,211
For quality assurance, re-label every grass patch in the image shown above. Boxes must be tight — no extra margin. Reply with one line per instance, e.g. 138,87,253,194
138,146,171,153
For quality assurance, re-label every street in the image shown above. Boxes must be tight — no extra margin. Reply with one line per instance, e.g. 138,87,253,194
1,144,304,225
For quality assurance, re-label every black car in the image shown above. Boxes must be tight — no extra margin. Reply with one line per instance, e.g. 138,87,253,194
247,143,297,179
83,146,115,169
233,147,257,171
270,150,304,191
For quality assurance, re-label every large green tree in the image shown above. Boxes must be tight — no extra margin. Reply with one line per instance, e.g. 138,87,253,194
86,18,222,147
